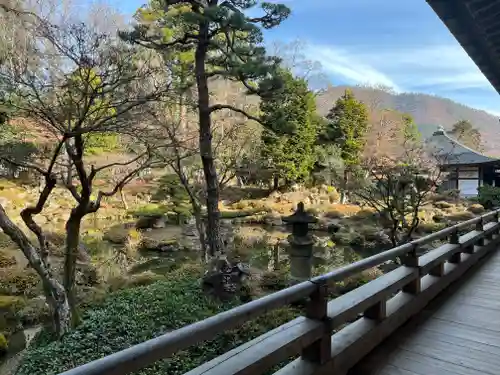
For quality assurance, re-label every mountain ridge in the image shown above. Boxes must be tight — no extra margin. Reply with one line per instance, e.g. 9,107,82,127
316,85,500,155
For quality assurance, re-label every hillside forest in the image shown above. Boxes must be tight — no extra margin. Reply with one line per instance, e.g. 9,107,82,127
0,1,495,374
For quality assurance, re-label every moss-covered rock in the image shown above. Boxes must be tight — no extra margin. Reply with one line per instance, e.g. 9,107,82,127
140,237,180,253
446,210,476,222
0,332,8,355
416,222,446,235
0,233,14,248
468,204,485,214
18,296,50,326
0,296,25,335
0,252,16,268
432,213,446,223
0,269,39,297
104,226,142,245
433,201,453,209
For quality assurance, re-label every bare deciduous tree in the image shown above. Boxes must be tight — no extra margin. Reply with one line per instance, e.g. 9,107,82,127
0,13,164,335
354,140,446,247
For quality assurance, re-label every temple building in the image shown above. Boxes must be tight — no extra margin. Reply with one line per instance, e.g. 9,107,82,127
427,126,500,197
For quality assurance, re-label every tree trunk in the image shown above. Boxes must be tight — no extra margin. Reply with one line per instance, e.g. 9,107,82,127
0,204,71,337
273,243,280,271
193,206,208,263
195,22,223,258
64,213,83,326
273,174,279,191
119,187,128,210
340,169,348,204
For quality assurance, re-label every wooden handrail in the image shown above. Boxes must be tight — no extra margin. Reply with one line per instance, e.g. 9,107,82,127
58,208,500,375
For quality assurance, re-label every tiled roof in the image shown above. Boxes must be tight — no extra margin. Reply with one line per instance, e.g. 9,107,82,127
426,127,499,165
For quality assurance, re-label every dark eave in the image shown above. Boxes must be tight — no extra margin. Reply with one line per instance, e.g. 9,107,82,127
427,0,500,94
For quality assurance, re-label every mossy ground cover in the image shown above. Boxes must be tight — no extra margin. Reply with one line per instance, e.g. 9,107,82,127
16,266,300,375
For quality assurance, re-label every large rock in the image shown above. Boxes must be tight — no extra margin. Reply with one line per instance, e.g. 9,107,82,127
141,238,181,253
135,215,166,230
264,212,283,226
468,204,485,214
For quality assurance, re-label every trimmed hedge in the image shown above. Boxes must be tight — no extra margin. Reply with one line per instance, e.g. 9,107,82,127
478,185,500,209
17,267,299,375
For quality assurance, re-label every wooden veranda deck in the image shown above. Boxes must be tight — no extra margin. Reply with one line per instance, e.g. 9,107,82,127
350,246,500,375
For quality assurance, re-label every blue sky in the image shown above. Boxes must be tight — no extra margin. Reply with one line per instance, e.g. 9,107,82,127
108,0,500,116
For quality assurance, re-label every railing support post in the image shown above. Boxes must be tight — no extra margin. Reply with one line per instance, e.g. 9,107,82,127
473,218,484,251
449,231,461,263
429,263,445,277
364,300,387,321
402,245,421,294
302,281,331,365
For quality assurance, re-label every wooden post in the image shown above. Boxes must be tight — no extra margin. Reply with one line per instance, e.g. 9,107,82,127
474,218,484,250
302,281,331,365
364,300,387,321
449,230,461,263
429,263,445,277
402,245,421,294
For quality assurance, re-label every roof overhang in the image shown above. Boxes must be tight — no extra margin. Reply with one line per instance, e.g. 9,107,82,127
427,0,500,94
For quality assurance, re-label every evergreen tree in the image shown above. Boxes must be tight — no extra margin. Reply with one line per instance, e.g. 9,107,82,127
121,1,290,259
450,119,483,152
260,69,319,186
323,89,369,202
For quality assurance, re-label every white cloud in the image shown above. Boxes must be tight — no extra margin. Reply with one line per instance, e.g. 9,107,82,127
306,45,403,92
305,43,493,94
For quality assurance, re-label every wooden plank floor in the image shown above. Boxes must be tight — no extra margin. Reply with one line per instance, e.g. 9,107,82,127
349,248,500,375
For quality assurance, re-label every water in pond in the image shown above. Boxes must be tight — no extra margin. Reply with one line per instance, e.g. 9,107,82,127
135,224,362,276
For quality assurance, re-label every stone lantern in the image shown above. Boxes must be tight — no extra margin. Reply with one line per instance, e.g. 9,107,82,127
283,202,317,283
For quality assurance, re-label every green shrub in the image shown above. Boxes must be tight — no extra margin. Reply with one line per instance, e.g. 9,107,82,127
259,270,290,291
478,185,500,209
152,174,190,203
18,267,299,375
431,189,460,202
84,132,120,155
172,204,193,224
129,203,169,217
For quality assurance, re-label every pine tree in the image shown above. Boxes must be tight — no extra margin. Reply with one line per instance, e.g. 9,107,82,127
323,89,369,202
121,1,290,258
260,69,319,186
450,120,483,152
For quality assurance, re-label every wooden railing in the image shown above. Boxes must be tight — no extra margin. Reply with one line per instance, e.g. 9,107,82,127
59,209,500,375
